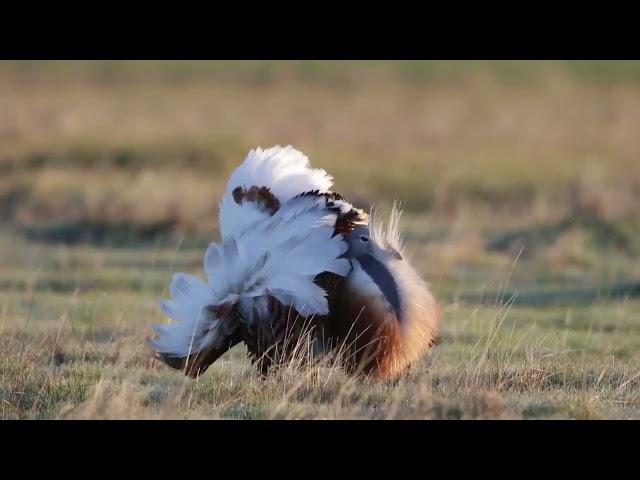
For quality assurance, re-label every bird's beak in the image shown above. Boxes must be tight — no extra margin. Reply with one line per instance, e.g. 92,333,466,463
370,240,402,261
388,247,403,260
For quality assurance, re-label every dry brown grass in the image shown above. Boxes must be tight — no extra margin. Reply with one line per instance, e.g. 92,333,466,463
1,228,639,420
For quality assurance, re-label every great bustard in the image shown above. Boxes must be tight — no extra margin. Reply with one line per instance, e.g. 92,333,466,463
150,146,440,379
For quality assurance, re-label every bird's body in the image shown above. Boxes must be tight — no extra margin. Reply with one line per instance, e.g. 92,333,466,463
151,146,440,379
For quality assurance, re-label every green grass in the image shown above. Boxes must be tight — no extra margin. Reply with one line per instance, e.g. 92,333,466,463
2,60,640,85
1,218,639,419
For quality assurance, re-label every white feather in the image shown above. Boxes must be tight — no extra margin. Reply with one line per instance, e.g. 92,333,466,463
209,195,350,304
151,273,217,357
218,145,334,239
153,193,353,359
369,202,405,254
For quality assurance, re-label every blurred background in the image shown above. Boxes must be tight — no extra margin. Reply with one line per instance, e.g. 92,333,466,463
2,61,640,419
2,61,639,287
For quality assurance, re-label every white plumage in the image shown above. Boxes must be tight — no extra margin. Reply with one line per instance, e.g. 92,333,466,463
218,146,333,239
153,196,351,357
151,145,440,379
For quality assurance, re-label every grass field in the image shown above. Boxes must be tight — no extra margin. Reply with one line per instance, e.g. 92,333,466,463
1,61,639,419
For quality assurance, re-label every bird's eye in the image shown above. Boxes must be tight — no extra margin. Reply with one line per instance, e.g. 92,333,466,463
359,235,369,242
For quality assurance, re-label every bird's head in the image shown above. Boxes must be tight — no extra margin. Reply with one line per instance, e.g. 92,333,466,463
344,225,404,317
345,225,402,261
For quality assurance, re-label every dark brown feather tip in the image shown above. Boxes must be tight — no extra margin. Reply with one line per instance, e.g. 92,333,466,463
232,185,280,215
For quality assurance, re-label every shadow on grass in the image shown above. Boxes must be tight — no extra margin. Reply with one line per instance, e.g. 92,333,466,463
487,213,640,257
21,219,178,247
18,219,214,250
458,281,640,306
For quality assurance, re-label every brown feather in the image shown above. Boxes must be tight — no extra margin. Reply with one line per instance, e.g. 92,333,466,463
327,277,439,379
155,328,244,378
232,185,280,215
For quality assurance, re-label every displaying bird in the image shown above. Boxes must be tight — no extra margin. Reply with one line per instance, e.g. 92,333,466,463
150,146,440,380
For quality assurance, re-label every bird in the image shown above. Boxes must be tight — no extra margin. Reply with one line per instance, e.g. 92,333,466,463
150,145,441,380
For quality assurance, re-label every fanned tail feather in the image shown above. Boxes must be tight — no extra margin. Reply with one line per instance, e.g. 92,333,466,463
219,145,334,239
151,190,355,375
